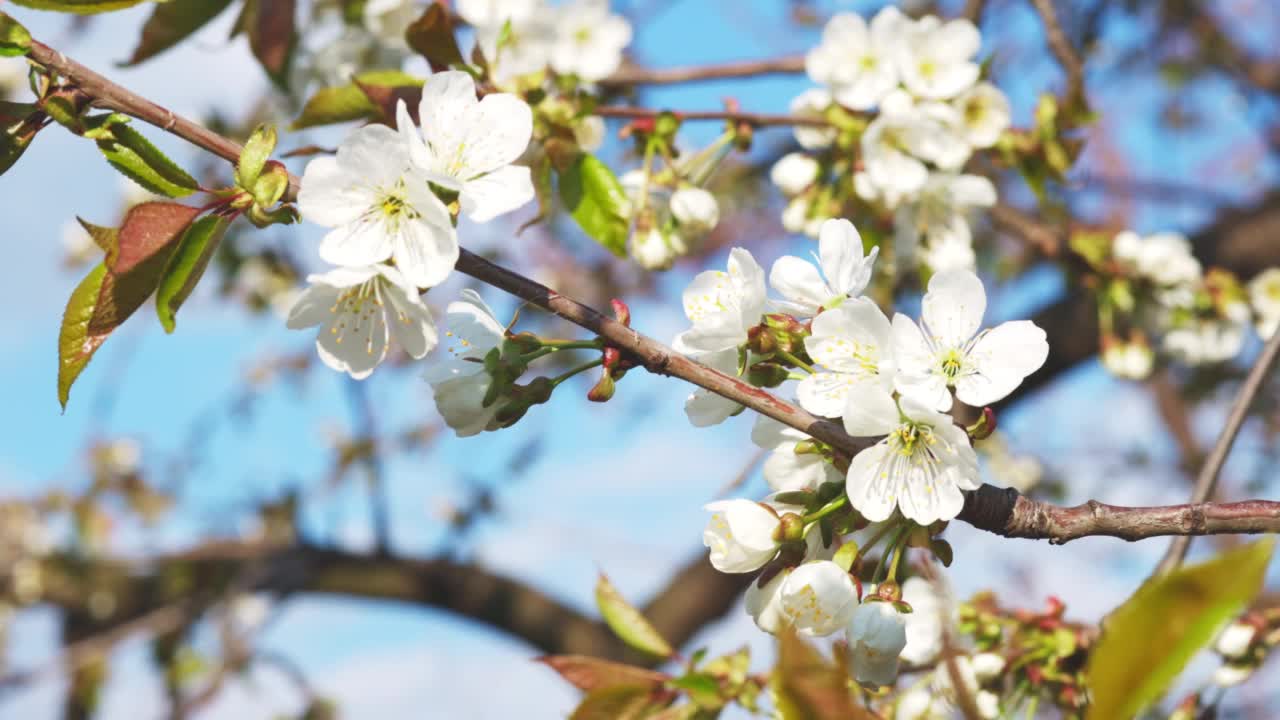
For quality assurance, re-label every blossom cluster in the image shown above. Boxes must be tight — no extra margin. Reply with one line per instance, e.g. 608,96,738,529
1088,229,1280,380
685,217,1047,688
288,71,534,379
458,0,632,86
771,6,1010,274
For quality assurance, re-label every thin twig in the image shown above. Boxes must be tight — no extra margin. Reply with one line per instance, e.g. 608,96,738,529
1029,0,1085,106
601,55,805,86
988,203,1063,256
595,105,830,127
1154,329,1280,574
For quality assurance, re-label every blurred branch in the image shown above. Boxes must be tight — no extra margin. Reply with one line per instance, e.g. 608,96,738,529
989,202,1064,256
595,105,829,127
961,0,987,23
1154,327,1280,575
343,379,392,555
1029,0,1085,106
601,55,805,86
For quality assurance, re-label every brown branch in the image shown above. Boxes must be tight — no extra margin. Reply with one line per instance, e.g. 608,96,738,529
1154,327,1280,574
958,486,1280,544
595,105,830,127
988,202,1063,256
1029,0,1085,106
25,37,1280,550
961,0,987,23
601,55,805,87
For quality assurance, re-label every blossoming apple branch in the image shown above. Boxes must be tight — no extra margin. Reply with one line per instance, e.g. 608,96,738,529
24,37,1280,547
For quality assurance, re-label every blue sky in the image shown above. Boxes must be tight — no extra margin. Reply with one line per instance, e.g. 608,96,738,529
2,0,1279,717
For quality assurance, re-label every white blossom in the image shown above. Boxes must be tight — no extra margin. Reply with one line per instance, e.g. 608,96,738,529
770,152,820,197
703,500,781,573
971,652,1005,680
298,124,458,288
895,15,982,100
1163,318,1245,365
752,415,842,492
397,71,535,223
1213,663,1254,688
423,289,508,436
860,92,970,207
549,0,632,82
456,0,539,28
894,173,995,273
895,688,947,720
474,11,555,85
1113,231,1202,289
287,265,438,379
673,248,767,355
0,58,26,101
771,218,880,317
900,576,952,665
932,655,1000,719
1101,338,1154,380
790,89,837,149
745,569,789,634
893,270,1049,411
805,7,905,110
779,560,859,636
631,226,681,271
953,82,1010,148
684,348,742,427
846,600,907,686
670,187,720,238
362,0,419,48
574,115,607,151
1248,268,1280,338
843,382,981,524
797,298,895,417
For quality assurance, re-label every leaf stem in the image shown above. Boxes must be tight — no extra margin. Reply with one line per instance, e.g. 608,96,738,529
550,358,604,388
775,348,816,375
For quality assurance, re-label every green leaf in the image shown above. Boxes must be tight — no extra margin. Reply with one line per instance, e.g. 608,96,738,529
9,0,149,13
155,214,230,333
537,655,668,693
77,218,118,254
123,0,233,65
0,104,41,176
1085,539,1275,720
245,0,296,89
94,120,199,198
595,573,673,659
291,70,423,130
772,629,873,720
405,2,463,72
0,12,32,56
236,123,276,189
57,263,109,410
569,686,664,720
560,153,631,258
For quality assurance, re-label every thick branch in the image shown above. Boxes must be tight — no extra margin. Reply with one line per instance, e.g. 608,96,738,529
958,486,1280,545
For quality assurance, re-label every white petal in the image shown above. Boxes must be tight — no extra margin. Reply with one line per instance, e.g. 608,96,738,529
797,373,857,418
286,283,340,330
818,219,873,297
380,275,439,359
955,320,1049,407
727,247,768,322
460,164,535,222
896,457,964,525
891,313,951,412
297,156,371,228
751,414,804,449
764,444,840,492
335,123,408,187
846,443,897,521
318,217,395,268
841,380,900,437
392,216,460,289
769,256,827,314
685,390,741,427
949,174,997,208
806,298,893,376
922,269,986,347
936,19,980,62
456,93,533,176
316,299,389,380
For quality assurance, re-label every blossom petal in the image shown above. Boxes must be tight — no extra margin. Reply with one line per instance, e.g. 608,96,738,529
846,443,897,521
417,70,477,168
896,456,964,525
318,218,395,268
806,298,893,376
334,123,407,187
818,219,875,297
380,269,439,359
727,247,768,322
922,269,986,347
751,414,805,449
797,372,857,418
297,156,371,228
841,380,900,437
458,93,533,176
460,164,535,222
764,443,840,492
285,283,340,330
316,298,389,380
769,256,827,314
685,390,741,427
955,320,1049,407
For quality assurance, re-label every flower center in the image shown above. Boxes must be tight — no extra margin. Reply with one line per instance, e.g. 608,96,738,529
374,183,419,231
938,348,965,380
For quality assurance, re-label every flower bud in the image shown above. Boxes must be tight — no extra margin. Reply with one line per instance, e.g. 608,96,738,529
748,361,790,388
669,187,720,237
573,115,605,152
776,512,805,543
610,298,631,327
971,652,1006,681
781,196,810,233
770,152,820,197
1215,621,1257,659
587,371,615,402
702,500,782,573
1213,662,1254,688
845,600,907,687
966,407,997,441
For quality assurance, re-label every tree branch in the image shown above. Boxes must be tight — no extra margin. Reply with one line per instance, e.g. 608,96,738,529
595,105,829,127
1029,0,1085,106
601,55,805,87
1154,327,1280,574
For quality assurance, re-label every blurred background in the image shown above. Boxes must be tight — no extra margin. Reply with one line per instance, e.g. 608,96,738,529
2,0,1280,717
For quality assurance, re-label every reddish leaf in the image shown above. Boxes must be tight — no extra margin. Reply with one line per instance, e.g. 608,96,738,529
773,629,875,720
405,2,463,72
247,0,296,87
537,655,669,693
108,201,201,277
354,78,423,125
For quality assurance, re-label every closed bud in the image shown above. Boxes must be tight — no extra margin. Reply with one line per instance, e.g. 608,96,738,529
966,407,997,440
251,161,290,208
770,153,820,197
776,512,805,543
587,372,615,402
670,187,720,237
602,346,622,371
747,325,775,355
654,111,681,139
610,298,631,327
875,580,901,603
505,332,542,353
748,361,789,388
523,376,555,405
